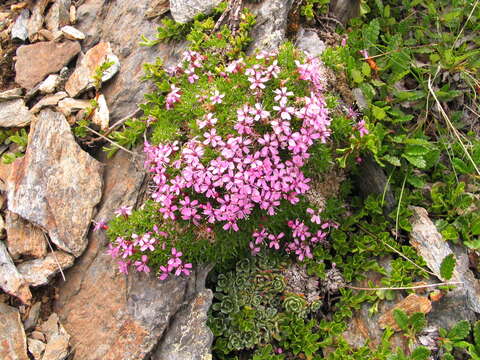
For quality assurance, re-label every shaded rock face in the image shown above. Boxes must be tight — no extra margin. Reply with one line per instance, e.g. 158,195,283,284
15,41,81,89
17,251,75,287
7,109,103,257
0,303,29,360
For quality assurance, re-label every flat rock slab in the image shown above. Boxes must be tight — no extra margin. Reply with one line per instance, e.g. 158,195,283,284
0,98,36,127
17,251,75,287
15,41,81,89
7,109,103,257
65,41,120,97
0,241,32,304
0,303,29,360
379,294,432,331
170,0,222,23
6,211,47,260
410,206,480,313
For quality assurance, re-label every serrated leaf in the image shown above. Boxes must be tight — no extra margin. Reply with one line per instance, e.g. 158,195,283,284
410,312,426,333
393,309,409,332
383,154,401,166
402,154,426,169
452,158,471,174
440,254,456,281
411,346,430,360
372,105,387,120
405,144,430,156
407,175,425,188
447,320,470,341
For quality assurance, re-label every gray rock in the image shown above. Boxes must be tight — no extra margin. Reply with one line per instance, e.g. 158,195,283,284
27,338,46,360
0,88,23,101
0,303,29,360
17,251,75,287
410,206,480,314
7,110,103,257
153,269,213,360
38,74,62,94
329,0,361,26
24,301,42,331
248,0,294,52
0,98,36,127
65,42,120,97
170,0,222,24
57,97,90,116
61,25,85,40
27,0,50,41
11,9,30,42
92,94,109,131
0,241,32,304
295,27,326,58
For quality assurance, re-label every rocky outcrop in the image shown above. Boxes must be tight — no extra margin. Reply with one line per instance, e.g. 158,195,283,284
7,109,103,257
17,251,75,287
15,40,81,89
0,303,29,360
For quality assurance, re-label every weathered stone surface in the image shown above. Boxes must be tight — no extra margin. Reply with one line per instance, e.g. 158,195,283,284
65,41,120,97
30,92,68,114
57,97,90,116
40,313,70,360
248,0,294,52
145,0,170,19
0,88,23,101
92,93,109,131
329,0,361,26
17,251,75,287
410,206,480,314
295,27,326,58
0,303,29,360
11,8,29,42
53,149,206,360
379,294,432,331
7,109,103,257
0,98,36,127
154,288,213,360
15,41,81,89
0,241,32,304
61,25,85,40
45,0,71,33
27,0,50,41
38,74,61,94
170,0,222,23
27,338,45,360
5,211,47,260
352,87,368,110
74,0,182,122
24,301,42,331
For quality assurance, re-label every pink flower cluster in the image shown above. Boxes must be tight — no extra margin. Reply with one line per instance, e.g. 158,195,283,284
249,217,337,261
144,50,331,234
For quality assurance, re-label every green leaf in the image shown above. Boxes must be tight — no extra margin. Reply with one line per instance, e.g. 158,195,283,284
407,175,425,188
393,309,409,332
351,69,364,83
447,320,470,341
471,218,480,236
452,158,471,174
402,154,426,169
383,154,401,167
440,254,456,281
474,321,480,353
372,105,387,120
411,346,430,360
410,312,426,333
405,144,430,156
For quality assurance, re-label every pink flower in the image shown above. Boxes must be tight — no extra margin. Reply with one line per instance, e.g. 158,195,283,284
210,90,225,104
106,243,120,258
306,208,321,224
134,255,150,273
175,262,192,276
268,232,284,250
168,248,183,268
166,84,181,109
341,37,347,47
274,87,293,103
93,219,108,231
249,241,261,256
356,120,369,137
115,205,133,217
118,260,130,274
